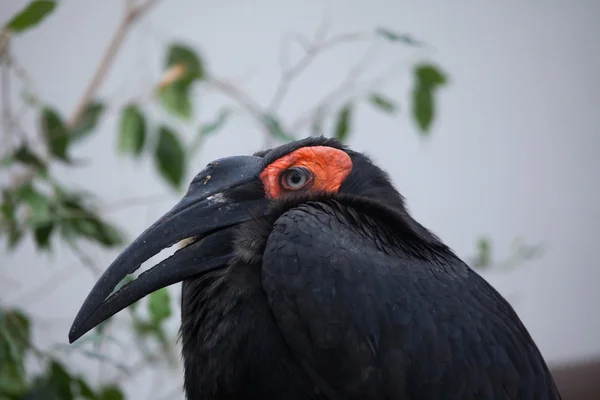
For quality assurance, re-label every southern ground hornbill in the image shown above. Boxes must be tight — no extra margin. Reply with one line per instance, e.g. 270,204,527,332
69,137,561,399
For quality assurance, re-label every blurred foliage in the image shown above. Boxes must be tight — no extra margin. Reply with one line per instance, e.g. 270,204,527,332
0,1,542,399
412,64,447,133
118,105,146,157
4,1,56,33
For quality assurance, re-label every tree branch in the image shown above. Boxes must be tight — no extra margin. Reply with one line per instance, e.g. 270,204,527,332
1,44,11,150
67,0,161,129
260,22,373,148
204,75,272,140
268,31,371,113
205,76,263,117
289,40,388,133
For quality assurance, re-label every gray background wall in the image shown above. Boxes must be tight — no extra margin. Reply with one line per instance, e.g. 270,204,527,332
2,1,599,398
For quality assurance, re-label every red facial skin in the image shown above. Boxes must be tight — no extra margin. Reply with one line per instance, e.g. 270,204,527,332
260,146,353,198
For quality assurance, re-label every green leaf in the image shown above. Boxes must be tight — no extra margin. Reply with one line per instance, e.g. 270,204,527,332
40,106,69,161
70,101,105,142
0,190,24,249
13,144,47,172
98,386,124,400
1,189,18,220
4,223,24,250
118,104,146,156
73,378,97,400
148,288,172,324
132,319,156,337
412,88,433,133
70,217,123,248
165,43,204,82
0,310,30,396
200,108,231,136
54,192,124,248
48,361,74,400
475,237,492,268
154,126,186,189
157,43,204,120
375,27,425,46
262,114,295,142
0,144,47,175
0,358,27,396
18,183,51,225
416,64,447,87
158,81,192,120
34,221,54,249
412,63,448,134
189,108,232,156
368,93,397,114
334,103,353,142
5,1,57,33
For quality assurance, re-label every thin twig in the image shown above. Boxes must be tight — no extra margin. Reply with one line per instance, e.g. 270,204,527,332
1,44,11,150
269,17,331,110
205,76,263,117
69,241,103,276
6,263,80,306
102,193,174,212
205,76,270,139
268,30,372,112
0,30,10,59
67,0,162,129
11,55,39,106
290,40,385,133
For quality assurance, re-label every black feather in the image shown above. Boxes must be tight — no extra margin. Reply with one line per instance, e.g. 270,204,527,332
177,139,561,399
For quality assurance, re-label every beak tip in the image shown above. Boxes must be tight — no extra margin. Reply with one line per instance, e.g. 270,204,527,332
68,323,85,344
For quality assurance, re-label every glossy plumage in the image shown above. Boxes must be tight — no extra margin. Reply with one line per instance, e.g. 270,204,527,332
70,137,561,399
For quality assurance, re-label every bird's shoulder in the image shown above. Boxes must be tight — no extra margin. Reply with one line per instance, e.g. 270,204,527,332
261,200,560,400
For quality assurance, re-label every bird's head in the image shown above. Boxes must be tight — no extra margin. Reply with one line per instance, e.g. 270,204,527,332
68,136,405,343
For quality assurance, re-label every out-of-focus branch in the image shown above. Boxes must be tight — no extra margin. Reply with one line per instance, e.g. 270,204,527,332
288,38,388,134
1,43,11,149
204,75,275,139
6,263,80,306
68,241,103,276
1,0,162,192
67,0,162,129
205,76,263,118
267,20,371,112
102,193,174,212
0,30,9,58
262,22,373,148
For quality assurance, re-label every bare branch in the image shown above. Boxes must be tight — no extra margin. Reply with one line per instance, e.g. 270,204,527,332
68,241,103,276
276,16,330,79
268,30,372,113
102,192,174,212
205,76,262,116
0,30,10,59
6,263,80,306
1,46,11,150
290,40,388,133
258,24,373,149
204,75,272,140
67,0,162,129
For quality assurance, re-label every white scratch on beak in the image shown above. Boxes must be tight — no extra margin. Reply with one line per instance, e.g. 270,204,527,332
206,193,226,203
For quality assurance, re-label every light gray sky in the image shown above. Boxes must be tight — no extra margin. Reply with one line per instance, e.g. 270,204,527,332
1,1,599,399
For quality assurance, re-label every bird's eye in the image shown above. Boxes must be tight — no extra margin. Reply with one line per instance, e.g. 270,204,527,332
281,167,313,190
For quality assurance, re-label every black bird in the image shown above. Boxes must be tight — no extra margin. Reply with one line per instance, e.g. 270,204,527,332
69,137,561,399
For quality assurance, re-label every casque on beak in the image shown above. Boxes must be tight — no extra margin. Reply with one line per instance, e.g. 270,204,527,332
68,155,268,343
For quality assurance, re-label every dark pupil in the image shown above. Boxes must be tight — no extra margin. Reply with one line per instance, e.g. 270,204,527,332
290,172,302,184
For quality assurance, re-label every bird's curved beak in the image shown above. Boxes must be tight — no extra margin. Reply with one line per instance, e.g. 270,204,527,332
68,155,267,343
